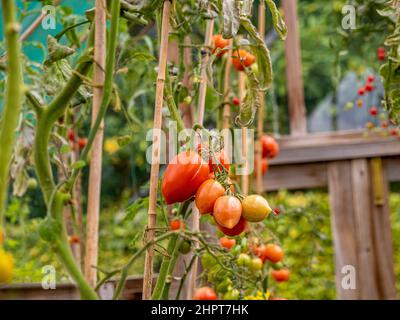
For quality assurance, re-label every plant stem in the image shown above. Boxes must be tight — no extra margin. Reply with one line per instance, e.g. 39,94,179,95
0,0,24,233
67,0,121,191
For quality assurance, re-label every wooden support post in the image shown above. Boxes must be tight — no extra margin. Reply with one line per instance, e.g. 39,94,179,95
328,159,396,300
255,1,266,194
142,0,171,300
281,0,307,135
85,0,106,287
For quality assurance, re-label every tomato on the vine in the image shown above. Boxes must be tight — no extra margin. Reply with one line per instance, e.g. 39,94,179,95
271,269,290,282
201,252,218,270
250,257,263,271
261,135,279,159
232,49,256,71
255,158,269,175
68,129,75,142
213,195,242,229
217,217,247,236
170,219,185,231
219,237,236,250
209,149,230,173
216,278,233,293
178,240,191,254
194,286,218,300
78,137,88,150
241,195,272,222
162,151,209,205
68,235,80,244
212,34,229,57
223,288,240,300
257,244,284,263
237,253,252,268
195,179,225,214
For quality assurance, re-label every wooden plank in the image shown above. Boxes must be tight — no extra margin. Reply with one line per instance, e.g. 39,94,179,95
385,157,400,182
350,159,379,299
270,133,400,165
282,0,307,135
369,159,397,299
263,162,327,191
328,161,359,299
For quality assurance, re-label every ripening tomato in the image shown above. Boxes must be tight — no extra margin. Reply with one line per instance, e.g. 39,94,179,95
220,237,236,250
261,135,279,159
0,249,14,283
257,244,284,263
68,129,75,142
194,286,218,300
216,217,248,236
241,195,272,222
69,235,80,244
213,195,242,229
162,151,210,205
232,49,256,71
170,219,185,231
212,34,230,57
250,257,263,271
195,179,225,214
77,137,88,150
237,253,252,267
271,269,290,282
201,252,218,270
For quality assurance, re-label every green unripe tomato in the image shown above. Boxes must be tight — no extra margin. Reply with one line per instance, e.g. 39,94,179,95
27,178,38,190
223,288,240,300
240,237,248,252
250,257,263,271
216,278,232,293
237,253,251,267
201,252,218,270
230,245,241,256
178,240,191,255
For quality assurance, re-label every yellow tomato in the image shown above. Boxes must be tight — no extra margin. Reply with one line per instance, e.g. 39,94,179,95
0,249,14,283
241,195,272,222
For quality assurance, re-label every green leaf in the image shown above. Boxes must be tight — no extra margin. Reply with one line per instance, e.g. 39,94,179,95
124,197,149,222
265,0,287,40
222,0,240,39
130,52,156,62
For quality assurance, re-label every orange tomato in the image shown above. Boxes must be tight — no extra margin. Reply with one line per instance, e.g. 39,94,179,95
219,237,236,250
194,286,218,300
170,219,185,231
212,34,230,57
232,49,256,71
271,269,290,282
195,179,225,214
213,195,242,229
257,244,284,263
261,135,279,159
216,216,247,236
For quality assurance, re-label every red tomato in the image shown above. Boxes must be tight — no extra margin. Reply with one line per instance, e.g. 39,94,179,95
271,269,290,282
170,219,185,231
68,235,80,244
261,135,279,159
78,137,88,150
68,129,75,142
216,216,247,236
256,244,284,263
213,195,242,229
194,286,218,300
212,34,229,57
220,237,236,250
162,151,210,205
195,179,225,214
232,49,256,71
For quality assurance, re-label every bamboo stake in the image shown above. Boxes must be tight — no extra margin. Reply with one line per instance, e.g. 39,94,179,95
0,0,23,235
256,2,266,194
186,17,214,300
222,45,233,130
84,0,107,287
239,72,249,196
142,0,171,300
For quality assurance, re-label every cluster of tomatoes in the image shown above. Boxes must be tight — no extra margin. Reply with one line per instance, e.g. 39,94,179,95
0,232,14,284
257,135,280,176
194,236,289,300
212,34,256,72
67,129,88,151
